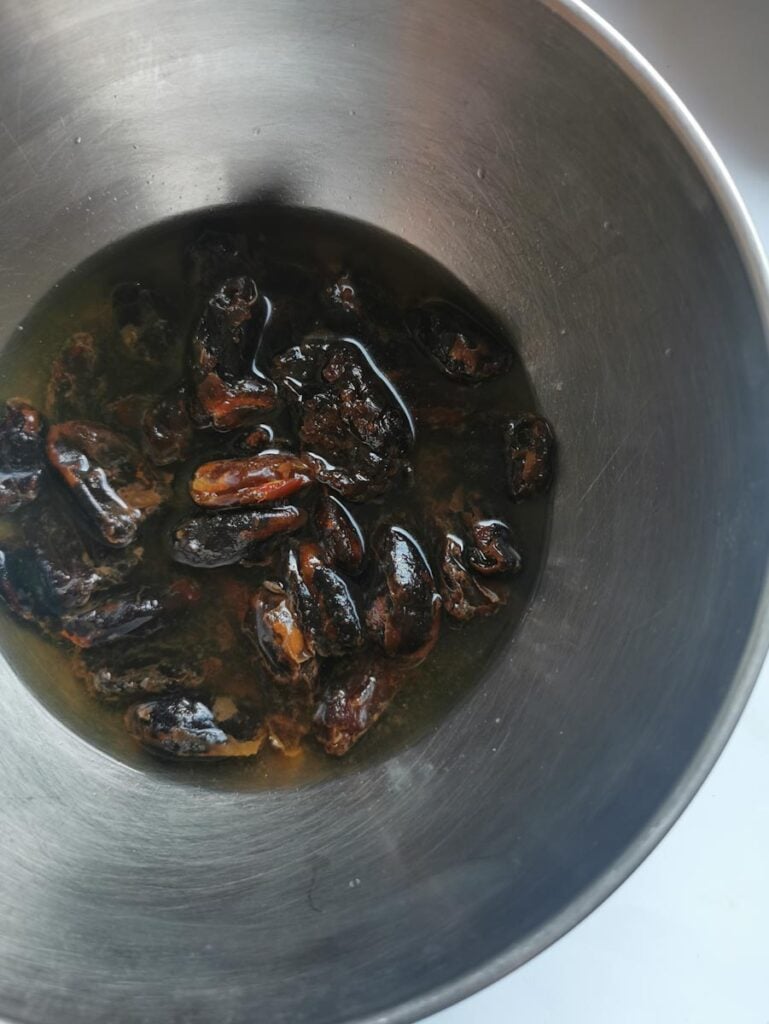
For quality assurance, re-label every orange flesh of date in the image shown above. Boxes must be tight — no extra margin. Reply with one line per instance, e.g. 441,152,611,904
189,453,314,508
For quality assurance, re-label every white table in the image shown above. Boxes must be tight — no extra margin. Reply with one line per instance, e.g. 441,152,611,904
432,1,769,1021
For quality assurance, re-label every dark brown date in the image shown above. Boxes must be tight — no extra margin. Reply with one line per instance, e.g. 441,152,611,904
463,514,522,576
292,541,364,657
407,300,511,382
45,332,103,420
505,414,555,501
190,276,278,429
0,547,47,624
0,500,141,624
365,525,441,662
189,452,313,508
243,583,318,687
438,533,501,621
195,373,278,430
60,578,201,648
124,694,266,758
112,282,175,363
141,388,193,466
0,399,46,513
313,657,401,756
313,492,365,575
172,506,306,568
47,421,172,547
272,337,413,500
76,646,204,702
24,503,130,612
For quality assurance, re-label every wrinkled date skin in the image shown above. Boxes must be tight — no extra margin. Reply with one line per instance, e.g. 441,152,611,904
189,451,313,508
45,332,103,421
0,547,50,624
505,414,555,501
243,583,318,687
407,300,512,383
125,694,266,758
20,502,131,613
438,533,501,622
463,514,522,576
313,657,401,756
141,388,194,466
0,503,141,625
313,492,365,575
60,578,201,648
112,282,175,363
172,506,306,568
366,525,441,662
0,399,46,513
290,541,364,657
77,646,204,702
191,275,278,429
47,421,171,547
272,338,413,500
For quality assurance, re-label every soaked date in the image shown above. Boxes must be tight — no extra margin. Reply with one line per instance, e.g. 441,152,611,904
313,657,401,756
47,421,171,547
365,525,441,662
172,505,306,568
0,399,46,514
407,300,511,382
76,645,204,702
141,388,194,466
313,492,365,575
243,583,318,687
191,275,277,429
189,452,313,508
60,578,200,648
273,337,413,500
505,414,555,501
125,694,266,758
437,533,502,621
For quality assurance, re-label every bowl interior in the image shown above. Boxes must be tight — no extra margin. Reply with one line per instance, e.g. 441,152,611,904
0,0,767,1022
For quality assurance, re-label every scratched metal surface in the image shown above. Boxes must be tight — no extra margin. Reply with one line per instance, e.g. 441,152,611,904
0,1,768,1023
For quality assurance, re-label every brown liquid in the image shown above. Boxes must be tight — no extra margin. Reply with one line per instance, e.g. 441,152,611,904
0,206,549,790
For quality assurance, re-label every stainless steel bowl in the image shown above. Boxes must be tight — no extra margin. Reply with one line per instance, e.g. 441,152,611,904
1,1,768,1022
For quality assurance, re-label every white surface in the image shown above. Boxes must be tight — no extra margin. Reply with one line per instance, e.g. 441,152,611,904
431,2,769,1022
